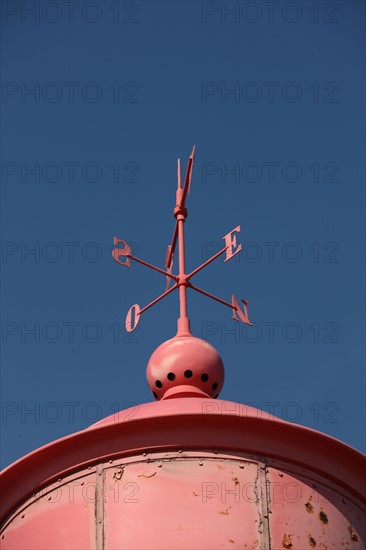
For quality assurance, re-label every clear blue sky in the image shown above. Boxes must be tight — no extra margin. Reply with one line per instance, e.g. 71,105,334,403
1,0,365,468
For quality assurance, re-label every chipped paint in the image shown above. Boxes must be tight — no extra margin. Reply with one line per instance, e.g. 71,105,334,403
113,467,124,481
305,501,314,513
1,413,365,550
348,525,359,542
308,534,317,547
137,471,156,478
282,533,293,548
319,510,328,524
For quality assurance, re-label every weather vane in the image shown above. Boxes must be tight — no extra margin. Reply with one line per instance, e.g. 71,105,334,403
112,146,252,336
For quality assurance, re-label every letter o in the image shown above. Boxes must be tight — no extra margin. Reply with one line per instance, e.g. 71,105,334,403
82,2,102,22
82,82,102,102
282,401,302,422
42,402,62,423
82,162,102,183
42,2,62,22
42,242,62,263
242,2,262,23
42,82,62,103
126,304,140,332
282,242,302,263
42,162,62,183
242,82,262,103
282,162,301,183
242,162,262,183
282,2,302,23
282,481,302,502
242,323,262,343
242,242,262,263
282,322,302,343
282,81,302,103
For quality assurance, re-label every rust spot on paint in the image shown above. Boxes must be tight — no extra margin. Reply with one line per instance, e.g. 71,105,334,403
192,491,198,497
219,506,231,515
232,477,240,485
319,511,328,524
305,502,314,513
308,535,316,547
282,534,293,548
113,468,123,481
348,525,358,542
228,539,235,544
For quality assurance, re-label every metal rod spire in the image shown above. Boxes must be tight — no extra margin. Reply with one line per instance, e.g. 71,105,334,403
187,246,228,280
139,284,178,315
174,149,195,335
112,146,252,335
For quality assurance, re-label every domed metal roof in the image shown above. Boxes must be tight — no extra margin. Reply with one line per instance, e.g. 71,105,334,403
1,397,365,548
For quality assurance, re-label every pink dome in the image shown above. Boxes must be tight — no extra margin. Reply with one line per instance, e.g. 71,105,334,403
146,335,224,400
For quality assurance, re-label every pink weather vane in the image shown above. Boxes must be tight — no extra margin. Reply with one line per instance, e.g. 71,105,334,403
112,146,253,336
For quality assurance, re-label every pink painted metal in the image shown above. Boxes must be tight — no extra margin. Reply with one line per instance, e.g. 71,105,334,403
223,225,242,262
2,146,365,548
125,303,141,332
112,237,131,267
146,335,225,400
111,146,252,338
231,295,252,324
1,398,365,548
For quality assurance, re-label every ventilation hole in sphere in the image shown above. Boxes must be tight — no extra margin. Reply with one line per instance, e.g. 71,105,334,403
201,374,209,382
213,394,219,399
167,372,175,381
184,370,193,378
155,380,163,388
212,382,218,391
152,391,158,399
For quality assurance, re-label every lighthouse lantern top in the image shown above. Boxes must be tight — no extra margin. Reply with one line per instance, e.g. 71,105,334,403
112,147,252,399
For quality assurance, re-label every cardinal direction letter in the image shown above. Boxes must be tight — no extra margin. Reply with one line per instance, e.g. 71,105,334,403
112,237,132,267
231,294,252,326
223,226,242,262
125,304,141,332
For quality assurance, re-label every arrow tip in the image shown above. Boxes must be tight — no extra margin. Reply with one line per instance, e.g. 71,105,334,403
177,158,182,189
188,146,195,194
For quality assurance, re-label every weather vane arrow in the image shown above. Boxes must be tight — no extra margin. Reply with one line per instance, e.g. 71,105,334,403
112,146,253,336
